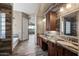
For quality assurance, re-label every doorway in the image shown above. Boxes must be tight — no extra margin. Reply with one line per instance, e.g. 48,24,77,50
28,16,36,44
22,16,29,40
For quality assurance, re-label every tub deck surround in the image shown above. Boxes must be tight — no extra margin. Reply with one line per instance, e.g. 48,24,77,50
38,34,78,55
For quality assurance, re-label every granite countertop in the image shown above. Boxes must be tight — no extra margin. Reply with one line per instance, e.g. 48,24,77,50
39,35,79,54
39,35,49,42
39,35,58,43
39,35,48,40
57,40,78,54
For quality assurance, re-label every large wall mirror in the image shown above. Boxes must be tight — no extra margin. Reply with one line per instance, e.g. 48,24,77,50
64,12,77,36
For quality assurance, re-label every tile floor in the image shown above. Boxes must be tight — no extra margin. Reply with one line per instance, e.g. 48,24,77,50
13,34,48,56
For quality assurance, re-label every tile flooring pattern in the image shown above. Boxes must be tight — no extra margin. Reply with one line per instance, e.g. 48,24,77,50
13,34,48,56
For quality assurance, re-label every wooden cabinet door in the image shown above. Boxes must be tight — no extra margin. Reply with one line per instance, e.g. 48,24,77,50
63,48,77,56
48,41,53,56
46,11,57,31
37,36,43,49
50,12,57,31
48,41,56,56
56,45,63,56
42,39,48,51
39,37,42,48
37,36,40,45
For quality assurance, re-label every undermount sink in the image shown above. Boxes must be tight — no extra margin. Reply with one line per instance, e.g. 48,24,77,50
43,35,54,39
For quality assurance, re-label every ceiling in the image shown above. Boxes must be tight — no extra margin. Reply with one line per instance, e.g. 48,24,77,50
37,3,52,17
13,3,40,15
13,3,52,25
13,3,52,16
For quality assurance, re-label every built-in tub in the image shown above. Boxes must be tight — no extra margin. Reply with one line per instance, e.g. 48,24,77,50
12,34,19,51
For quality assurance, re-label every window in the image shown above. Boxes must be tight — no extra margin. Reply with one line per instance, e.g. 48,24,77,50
0,13,6,39
66,21,71,34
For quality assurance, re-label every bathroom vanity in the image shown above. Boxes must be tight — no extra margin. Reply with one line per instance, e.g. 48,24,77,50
37,34,78,56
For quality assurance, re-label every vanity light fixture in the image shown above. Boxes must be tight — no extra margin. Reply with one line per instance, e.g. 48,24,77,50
43,18,46,22
60,7,64,12
66,4,72,9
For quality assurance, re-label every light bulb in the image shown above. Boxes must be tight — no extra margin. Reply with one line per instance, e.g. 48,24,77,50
43,18,46,22
66,4,71,9
60,7,64,12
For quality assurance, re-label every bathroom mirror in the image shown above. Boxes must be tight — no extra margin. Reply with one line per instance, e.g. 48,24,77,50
64,12,77,36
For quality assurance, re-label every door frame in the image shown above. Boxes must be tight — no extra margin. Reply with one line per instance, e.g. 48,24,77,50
21,13,29,41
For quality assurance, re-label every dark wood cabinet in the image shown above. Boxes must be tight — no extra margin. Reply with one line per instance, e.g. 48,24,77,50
63,48,77,56
46,11,57,31
48,41,57,56
48,41,63,56
56,45,64,56
39,37,42,48
48,41,77,56
56,44,78,56
37,35,40,45
37,35,48,51
42,39,48,51
37,35,43,48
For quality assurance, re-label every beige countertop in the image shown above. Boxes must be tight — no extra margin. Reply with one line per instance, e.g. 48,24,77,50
39,35,79,55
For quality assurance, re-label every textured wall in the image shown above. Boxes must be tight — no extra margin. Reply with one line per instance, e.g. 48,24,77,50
13,11,29,41
37,17,46,34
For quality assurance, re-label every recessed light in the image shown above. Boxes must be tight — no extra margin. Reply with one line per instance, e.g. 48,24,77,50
60,7,64,12
66,4,71,9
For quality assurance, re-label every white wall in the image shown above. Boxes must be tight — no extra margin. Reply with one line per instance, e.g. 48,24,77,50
13,11,29,41
13,11,22,40
37,17,46,34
